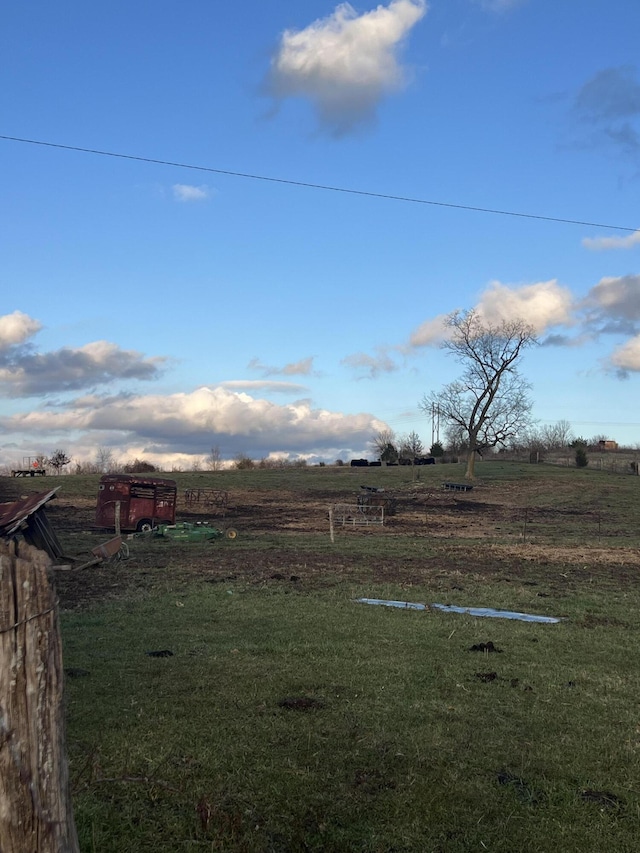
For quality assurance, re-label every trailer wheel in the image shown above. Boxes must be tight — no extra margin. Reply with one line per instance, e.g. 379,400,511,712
225,528,238,540
137,519,154,533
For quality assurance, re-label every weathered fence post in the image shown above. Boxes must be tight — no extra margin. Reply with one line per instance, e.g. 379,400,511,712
0,538,79,853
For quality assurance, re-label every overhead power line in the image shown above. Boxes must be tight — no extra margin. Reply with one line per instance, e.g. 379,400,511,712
1,133,637,234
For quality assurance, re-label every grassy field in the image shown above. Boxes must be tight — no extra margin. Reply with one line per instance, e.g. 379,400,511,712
5,460,640,851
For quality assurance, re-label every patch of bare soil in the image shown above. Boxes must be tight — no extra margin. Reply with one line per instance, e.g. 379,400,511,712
43,481,640,610
278,697,325,711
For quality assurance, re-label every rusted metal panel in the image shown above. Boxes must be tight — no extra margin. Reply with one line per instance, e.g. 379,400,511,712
357,485,396,515
96,475,177,531
91,535,125,560
0,488,60,536
183,488,229,509
0,488,64,560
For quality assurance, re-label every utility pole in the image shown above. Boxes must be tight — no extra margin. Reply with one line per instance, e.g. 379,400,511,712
431,403,440,447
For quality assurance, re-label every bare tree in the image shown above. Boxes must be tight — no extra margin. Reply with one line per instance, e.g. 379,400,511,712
95,446,116,473
541,419,574,449
519,419,574,453
398,431,424,478
420,310,537,479
589,433,610,448
398,430,423,461
48,449,71,474
370,429,398,464
443,422,468,455
33,453,48,472
207,445,222,471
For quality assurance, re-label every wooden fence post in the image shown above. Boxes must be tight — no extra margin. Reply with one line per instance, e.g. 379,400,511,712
0,539,79,853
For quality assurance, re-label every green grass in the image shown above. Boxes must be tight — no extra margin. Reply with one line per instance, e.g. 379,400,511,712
7,461,640,850
62,575,640,852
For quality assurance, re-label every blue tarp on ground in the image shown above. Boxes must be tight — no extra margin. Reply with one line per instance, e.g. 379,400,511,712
355,598,563,623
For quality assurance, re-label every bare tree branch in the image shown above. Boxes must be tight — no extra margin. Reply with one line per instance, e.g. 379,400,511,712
420,310,537,478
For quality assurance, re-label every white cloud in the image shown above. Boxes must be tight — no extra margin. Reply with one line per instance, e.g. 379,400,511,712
582,230,640,251
609,334,640,374
408,313,450,348
476,280,574,333
405,281,573,353
220,380,309,394
248,356,317,376
0,310,42,350
279,357,316,376
575,66,640,124
172,184,212,202
341,347,398,378
572,66,640,161
0,313,166,397
267,0,427,135
0,386,388,462
585,275,640,321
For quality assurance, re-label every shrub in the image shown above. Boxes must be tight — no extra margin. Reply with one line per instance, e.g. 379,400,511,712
430,441,444,457
123,458,158,473
575,448,588,468
235,454,255,470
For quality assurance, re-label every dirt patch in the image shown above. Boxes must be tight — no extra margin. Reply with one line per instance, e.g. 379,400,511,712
35,480,640,611
278,697,324,711
580,789,624,811
497,770,545,805
469,642,503,653
353,768,397,793
580,613,630,629
475,672,498,682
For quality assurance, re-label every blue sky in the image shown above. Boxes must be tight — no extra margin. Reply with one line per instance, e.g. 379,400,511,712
2,0,640,468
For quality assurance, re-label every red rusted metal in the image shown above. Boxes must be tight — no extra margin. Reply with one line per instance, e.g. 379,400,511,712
0,488,64,559
95,474,177,532
91,536,125,560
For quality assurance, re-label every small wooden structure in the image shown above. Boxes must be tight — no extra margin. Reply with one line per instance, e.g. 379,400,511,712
0,488,65,560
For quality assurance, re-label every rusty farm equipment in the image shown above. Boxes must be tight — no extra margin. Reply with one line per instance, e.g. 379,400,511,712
357,486,397,516
154,521,237,542
330,486,397,528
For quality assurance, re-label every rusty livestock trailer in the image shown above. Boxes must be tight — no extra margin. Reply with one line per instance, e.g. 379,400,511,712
95,474,177,532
